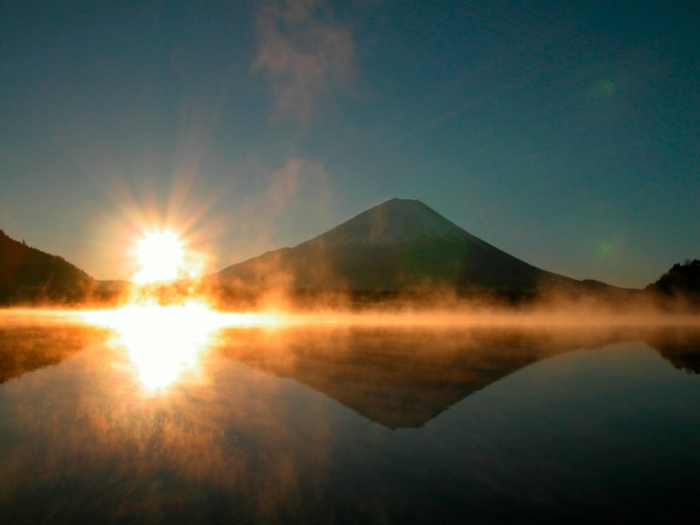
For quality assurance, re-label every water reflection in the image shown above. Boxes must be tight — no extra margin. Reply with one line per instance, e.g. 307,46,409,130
0,318,331,524
213,325,659,428
0,312,109,384
1,312,700,523
643,327,700,374
81,304,280,391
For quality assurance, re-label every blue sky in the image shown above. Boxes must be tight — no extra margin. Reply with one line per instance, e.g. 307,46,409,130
1,0,698,286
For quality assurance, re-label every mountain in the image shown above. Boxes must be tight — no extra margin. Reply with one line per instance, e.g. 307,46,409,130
215,198,580,292
0,229,94,304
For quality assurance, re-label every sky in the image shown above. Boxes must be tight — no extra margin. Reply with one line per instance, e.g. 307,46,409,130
1,0,698,287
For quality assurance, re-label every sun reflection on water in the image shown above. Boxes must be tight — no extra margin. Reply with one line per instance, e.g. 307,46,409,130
82,303,281,392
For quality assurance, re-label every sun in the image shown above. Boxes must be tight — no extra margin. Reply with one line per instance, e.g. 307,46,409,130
133,230,185,283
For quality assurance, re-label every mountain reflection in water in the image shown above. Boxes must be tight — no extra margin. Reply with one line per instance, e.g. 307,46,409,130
213,326,632,428
1,311,699,524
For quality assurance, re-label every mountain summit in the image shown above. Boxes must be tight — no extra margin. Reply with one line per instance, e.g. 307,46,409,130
301,198,476,247
216,198,576,292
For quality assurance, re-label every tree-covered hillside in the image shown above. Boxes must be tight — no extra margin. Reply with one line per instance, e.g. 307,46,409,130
0,229,94,304
646,259,700,304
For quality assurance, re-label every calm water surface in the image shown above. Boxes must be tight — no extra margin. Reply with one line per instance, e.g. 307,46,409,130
1,309,699,524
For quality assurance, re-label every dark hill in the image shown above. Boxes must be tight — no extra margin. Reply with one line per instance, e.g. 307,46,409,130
0,229,94,304
646,259,700,303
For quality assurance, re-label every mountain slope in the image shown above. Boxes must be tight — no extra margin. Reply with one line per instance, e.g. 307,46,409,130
0,229,94,304
216,198,578,291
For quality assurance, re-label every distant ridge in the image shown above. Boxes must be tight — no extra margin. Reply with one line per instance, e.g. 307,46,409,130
215,198,582,292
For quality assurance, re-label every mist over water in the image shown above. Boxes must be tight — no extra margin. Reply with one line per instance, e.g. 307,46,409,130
1,307,699,523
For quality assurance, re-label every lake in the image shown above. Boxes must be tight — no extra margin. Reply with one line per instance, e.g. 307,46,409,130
1,307,699,524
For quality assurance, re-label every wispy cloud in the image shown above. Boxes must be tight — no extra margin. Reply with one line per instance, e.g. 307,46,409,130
253,0,359,125
222,157,332,265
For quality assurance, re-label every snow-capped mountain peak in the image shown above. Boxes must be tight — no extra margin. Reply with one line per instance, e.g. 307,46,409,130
300,198,485,248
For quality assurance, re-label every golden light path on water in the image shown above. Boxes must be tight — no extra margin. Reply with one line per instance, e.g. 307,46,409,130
81,303,281,391
73,303,700,392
